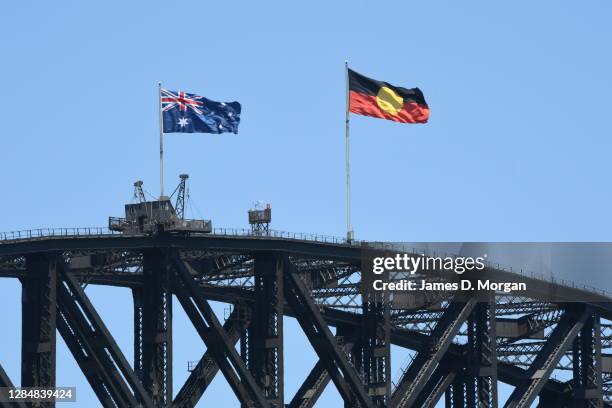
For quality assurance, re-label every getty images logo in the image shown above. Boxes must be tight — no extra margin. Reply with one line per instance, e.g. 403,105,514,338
372,253,487,275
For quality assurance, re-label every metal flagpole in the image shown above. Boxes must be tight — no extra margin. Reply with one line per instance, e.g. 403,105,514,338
345,61,354,243
158,81,164,198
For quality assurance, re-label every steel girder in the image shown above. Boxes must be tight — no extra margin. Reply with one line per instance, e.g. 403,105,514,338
135,249,173,406
172,307,250,408
442,298,498,408
21,253,57,408
244,253,285,407
287,328,358,408
446,375,467,408
391,297,478,408
171,253,271,408
536,390,574,408
288,359,330,408
0,362,15,389
504,305,593,408
0,362,28,408
572,312,604,408
56,261,154,407
414,360,458,408
283,261,376,408
133,288,144,395
341,326,364,408
358,276,391,406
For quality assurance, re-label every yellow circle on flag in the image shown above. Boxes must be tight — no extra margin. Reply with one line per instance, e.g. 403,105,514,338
376,86,404,116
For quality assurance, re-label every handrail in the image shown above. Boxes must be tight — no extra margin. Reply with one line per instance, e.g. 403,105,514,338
0,227,119,241
0,227,354,246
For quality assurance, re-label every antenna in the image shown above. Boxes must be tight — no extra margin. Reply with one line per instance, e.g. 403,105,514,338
133,181,146,203
175,174,189,220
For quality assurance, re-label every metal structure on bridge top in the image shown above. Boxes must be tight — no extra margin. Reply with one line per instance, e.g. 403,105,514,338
1,187,611,407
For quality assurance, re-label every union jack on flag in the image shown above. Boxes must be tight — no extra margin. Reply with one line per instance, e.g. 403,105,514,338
161,88,241,134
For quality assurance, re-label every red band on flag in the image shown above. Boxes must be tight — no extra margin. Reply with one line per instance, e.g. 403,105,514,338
349,91,429,124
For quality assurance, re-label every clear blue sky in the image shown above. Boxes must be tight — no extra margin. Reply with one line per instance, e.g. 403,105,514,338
1,1,611,406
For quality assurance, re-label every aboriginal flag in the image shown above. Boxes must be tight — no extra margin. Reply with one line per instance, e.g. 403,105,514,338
348,69,429,123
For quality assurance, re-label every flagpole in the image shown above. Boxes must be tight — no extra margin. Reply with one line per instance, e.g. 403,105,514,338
158,81,164,198
345,61,353,243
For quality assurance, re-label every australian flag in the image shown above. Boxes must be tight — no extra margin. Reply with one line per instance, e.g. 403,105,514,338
161,89,241,134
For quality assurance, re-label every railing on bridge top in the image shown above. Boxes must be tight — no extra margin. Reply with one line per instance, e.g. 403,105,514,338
0,226,352,246
0,227,116,241
0,227,611,297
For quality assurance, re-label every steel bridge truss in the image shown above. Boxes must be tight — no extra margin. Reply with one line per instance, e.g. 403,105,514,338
1,241,611,408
